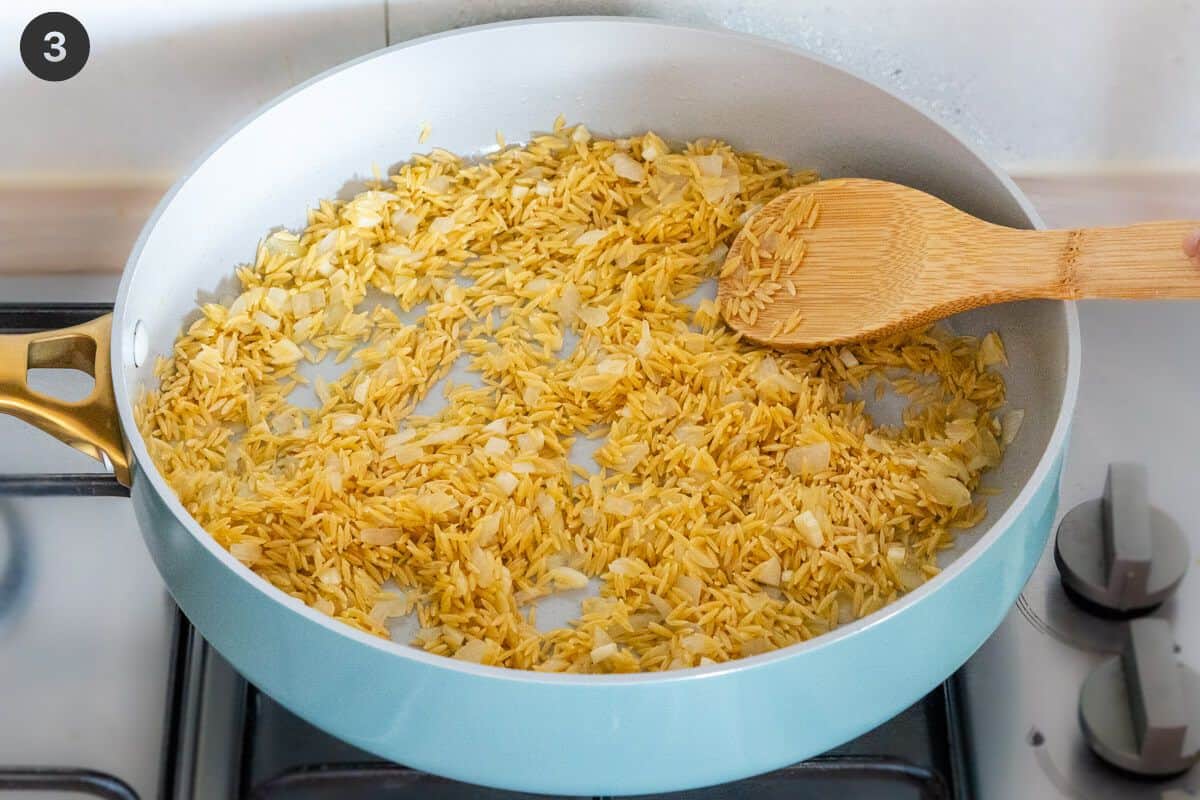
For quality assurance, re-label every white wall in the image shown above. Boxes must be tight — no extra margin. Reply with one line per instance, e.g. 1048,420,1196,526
5,0,1199,179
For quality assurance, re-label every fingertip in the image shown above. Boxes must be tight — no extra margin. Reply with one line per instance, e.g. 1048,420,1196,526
1184,229,1200,259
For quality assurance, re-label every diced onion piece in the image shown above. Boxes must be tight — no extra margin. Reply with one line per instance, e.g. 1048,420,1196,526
590,642,619,663
429,215,455,235
483,437,510,456
263,287,289,314
647,594,675,618
419,491,458,515
750,555,782,586
516,429,544,454
573,229,607,247
945,418,976,443
795,510,824,547
493,471,519,496
886,545,907,564
609,557,646,576
418,426,469,446
602,494,635,516
475,512,501,546
424,175,451,194
454,639,492,663
691,154,723,177
331,413,361,431
548,566,589,590
1001,409,1025,446
318,566,342,586
391,210,420,234
838,348,859,368
784,441,831,476
314,229,338,255
980,332,1008,367
921,475,972,508
360,527,402,545
576,305,609,327
268,338,304,364
681,633,718,654
607,153,645,182
617,442,649,473
386,444,424,466
253,310,280,331
673,425,706,446
313,597,335,616
230,542,261,564
675,574,703,603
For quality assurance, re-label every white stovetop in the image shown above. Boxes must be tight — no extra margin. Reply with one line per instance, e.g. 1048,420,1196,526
1,269,1198,798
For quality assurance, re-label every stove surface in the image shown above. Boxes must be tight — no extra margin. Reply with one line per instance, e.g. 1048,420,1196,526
964,298,1200,800
0,278,174,800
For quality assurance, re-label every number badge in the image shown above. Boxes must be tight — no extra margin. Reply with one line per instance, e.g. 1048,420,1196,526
21,12,89,82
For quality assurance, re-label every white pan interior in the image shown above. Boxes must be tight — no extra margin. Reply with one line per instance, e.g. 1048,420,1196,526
114,18,1071,634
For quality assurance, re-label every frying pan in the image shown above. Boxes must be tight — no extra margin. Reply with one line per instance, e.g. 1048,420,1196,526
0,18,1078,795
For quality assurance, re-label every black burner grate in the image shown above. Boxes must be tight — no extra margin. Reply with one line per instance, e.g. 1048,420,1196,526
163,611,971,800
0,768,140,799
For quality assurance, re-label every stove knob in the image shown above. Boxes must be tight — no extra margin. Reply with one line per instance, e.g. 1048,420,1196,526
1079,618,1200,777
1055,463,1189,617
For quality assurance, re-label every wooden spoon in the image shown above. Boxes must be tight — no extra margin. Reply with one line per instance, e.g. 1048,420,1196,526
718,178,1200,348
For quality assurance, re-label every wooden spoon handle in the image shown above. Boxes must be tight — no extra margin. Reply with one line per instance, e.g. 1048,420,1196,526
1056,221,1200,300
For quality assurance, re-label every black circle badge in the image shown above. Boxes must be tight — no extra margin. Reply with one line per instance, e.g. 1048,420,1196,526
21,12,89,82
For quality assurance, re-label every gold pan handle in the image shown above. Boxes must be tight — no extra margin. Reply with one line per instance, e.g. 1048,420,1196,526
0,313,131,486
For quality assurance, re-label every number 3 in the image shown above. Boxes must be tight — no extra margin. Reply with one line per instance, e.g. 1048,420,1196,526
43,31,66,63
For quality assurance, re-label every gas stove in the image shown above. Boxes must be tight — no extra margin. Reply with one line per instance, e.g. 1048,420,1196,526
1,275,1197,799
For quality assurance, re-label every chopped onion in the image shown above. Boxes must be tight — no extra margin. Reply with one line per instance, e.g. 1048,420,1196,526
1001,409,1025,446
331,413,362,431
675,574,703,603
230,542,261,564
475,512,501,546
390,210,420,234
795,510,824,547
516,429,544,454
360,527,402,546
576,305,609,327
750,555,782,586
453,639,491,663
980,332,1008,367
590,642,619,663
607,152,645,182
418,426,468,446
784,441,831,476
548,566,589,590
483,437,510,456
609,557,646,576
602,494,635,516
493,471,519,496
429,215,455,235
573,228,608,247
921,474,972,508
424,175,451,194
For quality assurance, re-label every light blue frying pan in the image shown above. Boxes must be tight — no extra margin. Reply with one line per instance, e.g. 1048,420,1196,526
0,17,1078,795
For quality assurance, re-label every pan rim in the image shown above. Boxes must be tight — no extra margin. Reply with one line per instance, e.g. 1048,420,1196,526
112,14,1081,686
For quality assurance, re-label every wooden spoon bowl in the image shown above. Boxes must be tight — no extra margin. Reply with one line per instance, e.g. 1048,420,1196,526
718,178,1200,348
